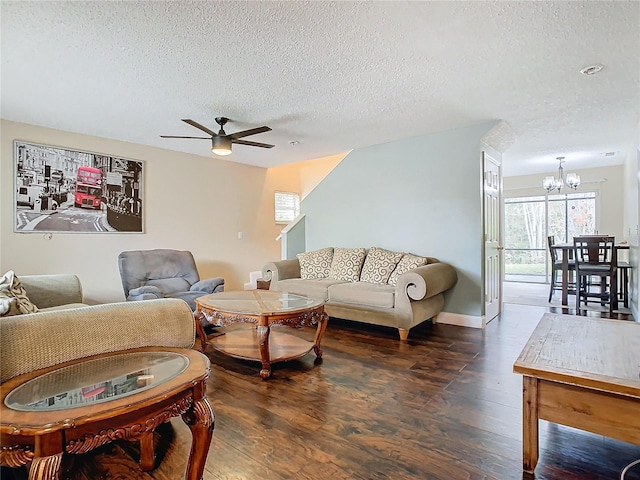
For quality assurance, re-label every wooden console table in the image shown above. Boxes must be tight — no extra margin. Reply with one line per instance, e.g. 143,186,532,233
513,313,640,474
0,347,214,480
195,290,328,379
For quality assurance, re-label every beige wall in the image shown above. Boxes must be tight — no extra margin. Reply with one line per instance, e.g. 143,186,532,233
296,152,347,199
504,165,626,240
1,120,305,304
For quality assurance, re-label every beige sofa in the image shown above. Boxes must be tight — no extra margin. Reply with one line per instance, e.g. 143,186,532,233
262,247,457,340
1,273,197,384
1,298,196,384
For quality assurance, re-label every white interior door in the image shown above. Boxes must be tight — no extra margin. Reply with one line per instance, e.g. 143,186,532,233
483,152,502,322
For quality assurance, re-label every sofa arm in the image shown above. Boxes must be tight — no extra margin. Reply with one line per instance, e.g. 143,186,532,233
20,274,83,309
128,285,163,301
395,263,457,302
191,277,225,294
262,259,301,285
0,298,196,384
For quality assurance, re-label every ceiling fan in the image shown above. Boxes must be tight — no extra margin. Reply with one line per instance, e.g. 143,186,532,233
161,117,274,156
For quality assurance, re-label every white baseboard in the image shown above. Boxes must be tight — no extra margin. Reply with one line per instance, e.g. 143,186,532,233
436,312,485,329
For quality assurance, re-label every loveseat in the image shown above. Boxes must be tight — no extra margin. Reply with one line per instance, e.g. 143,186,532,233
262,247,457,340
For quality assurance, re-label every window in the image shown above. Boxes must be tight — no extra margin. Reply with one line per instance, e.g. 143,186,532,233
504,192,597,282
274,191,300,224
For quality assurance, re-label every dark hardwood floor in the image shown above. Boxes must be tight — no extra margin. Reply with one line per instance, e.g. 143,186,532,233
3,303,638,480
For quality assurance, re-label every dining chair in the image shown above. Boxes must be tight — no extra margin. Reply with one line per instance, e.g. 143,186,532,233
617,259,631,308
547,235,575,302
573,236,617,314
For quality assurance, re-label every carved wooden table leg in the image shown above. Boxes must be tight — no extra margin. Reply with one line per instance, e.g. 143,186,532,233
181,384,215,480
257,322,271,379
312,311,329,358
29,453,62,480
139,431,155,471
193,310,208,353
29,431,63,480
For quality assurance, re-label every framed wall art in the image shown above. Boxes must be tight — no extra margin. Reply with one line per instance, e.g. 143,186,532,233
14,140,144,233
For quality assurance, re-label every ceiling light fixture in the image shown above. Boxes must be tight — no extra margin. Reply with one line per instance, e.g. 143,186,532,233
542,157,580,193
211,135,232,156
580,64,604,76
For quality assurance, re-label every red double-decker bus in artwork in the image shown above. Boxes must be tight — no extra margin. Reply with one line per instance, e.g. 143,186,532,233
74,166,103,209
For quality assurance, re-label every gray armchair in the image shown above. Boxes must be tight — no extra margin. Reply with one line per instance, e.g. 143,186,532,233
118,249,224,310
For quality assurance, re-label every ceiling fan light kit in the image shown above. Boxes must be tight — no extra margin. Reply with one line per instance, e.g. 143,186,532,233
211,135,232,156
161,116,274,157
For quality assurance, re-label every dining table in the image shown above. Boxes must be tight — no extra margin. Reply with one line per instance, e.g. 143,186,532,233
550,241,630,307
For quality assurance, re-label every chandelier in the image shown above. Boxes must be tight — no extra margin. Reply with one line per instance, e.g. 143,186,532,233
542,157,580,193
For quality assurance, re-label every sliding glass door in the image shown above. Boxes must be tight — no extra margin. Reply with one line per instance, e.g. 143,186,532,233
504,192,597,283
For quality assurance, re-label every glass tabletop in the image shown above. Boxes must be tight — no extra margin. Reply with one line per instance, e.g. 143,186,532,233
197,290,323,315
5,351,189,412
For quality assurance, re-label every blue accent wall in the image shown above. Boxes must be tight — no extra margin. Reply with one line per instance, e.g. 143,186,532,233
301,122,498,317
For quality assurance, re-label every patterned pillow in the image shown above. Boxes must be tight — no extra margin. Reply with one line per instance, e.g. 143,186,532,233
297,248,334,279
387,254,429,286
360,247,404,284
0,270,39,316
328,248,367,282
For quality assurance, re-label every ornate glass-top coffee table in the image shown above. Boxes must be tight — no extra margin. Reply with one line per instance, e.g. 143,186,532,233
0,347,214,480
195,290,328,379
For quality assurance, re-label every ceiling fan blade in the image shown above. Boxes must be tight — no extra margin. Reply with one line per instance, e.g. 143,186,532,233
229,126,271,139
181,119,217,137
160,135,211,139
232,139,275,149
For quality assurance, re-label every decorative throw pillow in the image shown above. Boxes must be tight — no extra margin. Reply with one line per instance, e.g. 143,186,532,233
387,254,429,286
328,248,367,282
0,270,39,316
360,247,404,284
297,247,334,279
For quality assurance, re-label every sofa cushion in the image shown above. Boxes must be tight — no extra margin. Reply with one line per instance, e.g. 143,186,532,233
328,282,395,308
388,254,429,286
360,247,404,284
297,247,334,279
274,278,347,302
0,271,39,316
328,248,367,282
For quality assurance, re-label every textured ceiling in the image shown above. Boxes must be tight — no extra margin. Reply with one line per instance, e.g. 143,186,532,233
1,1,638,176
